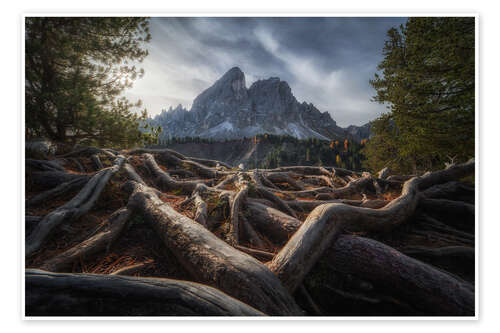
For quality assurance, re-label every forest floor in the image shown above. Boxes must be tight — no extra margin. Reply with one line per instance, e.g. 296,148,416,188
24,145,475,316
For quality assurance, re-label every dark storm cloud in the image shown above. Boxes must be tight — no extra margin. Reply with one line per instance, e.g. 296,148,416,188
125,16,407,126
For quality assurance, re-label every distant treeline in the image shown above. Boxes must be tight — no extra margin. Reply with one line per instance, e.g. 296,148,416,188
153,134,368,171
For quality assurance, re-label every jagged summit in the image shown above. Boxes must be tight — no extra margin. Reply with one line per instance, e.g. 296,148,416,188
149,67,370,141
222,66,245,78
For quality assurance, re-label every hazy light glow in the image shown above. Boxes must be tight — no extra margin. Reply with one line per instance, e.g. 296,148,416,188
124,17,407,127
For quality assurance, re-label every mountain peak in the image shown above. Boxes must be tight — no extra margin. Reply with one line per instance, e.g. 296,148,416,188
218,67,245,85
152,67,371,142
224,66,243,75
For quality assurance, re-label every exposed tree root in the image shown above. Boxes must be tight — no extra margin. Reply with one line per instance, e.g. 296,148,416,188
296,284,323,315
30,170,90,190
314,173,374,199
254,186,298,219
418,197,475,232
127,181,302,315
324,235,474,315
249,169,279,189
26,155,126,256
91,154,104,170
123,162,147,185
143,153,212,193
59,145,116,159
214,174,237,189
40,208,132,272
193,193,208,227
26,269,264,316
24,145,475,317
27,176,89,208
286,199,363,213
240,215,266,248
26,158,65,172
377,167,391,179
421,181,475,203
268,160,474,293
415,213,474,243
264,172,305,190
246,201,301,244
71,157,86,172
228,174,249,244
128,147,232,169
189,156,232,169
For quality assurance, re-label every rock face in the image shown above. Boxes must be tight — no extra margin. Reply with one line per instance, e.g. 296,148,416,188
150,67,369,141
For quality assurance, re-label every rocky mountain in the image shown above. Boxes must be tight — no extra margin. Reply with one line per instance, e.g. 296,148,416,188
149,67,370,142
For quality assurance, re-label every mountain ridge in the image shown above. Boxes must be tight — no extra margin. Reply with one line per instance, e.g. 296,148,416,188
149,67,371,142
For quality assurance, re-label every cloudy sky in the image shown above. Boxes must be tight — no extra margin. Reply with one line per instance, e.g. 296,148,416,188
124,17,407,127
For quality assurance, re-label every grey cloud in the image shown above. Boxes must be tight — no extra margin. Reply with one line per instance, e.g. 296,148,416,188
125,16,406,126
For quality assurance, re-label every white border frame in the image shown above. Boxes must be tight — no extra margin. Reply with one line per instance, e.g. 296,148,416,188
20,13,480,321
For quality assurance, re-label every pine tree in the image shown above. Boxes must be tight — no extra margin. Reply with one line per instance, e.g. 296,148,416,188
367,17,475,173
25,17,152,147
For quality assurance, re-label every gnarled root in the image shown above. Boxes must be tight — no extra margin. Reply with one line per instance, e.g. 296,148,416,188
246,201,301,244
26,155,126,256
39,208,132,272
25,269,264,316
268,160,474,293
418,197,475,232
193,193,208,227
228,174,249,244
143,153,211,193
324,235,474,315
27,176,89,208
127,181,302,315
254,186,298,219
